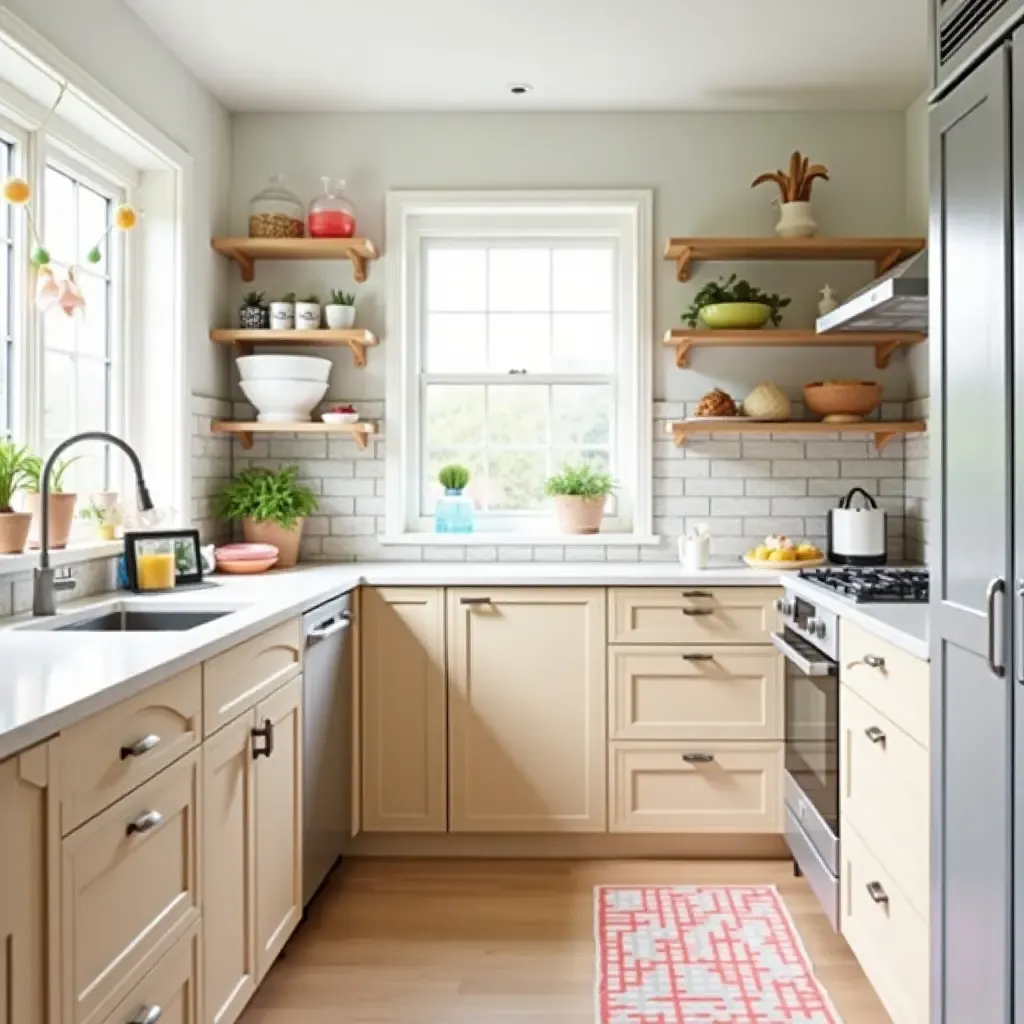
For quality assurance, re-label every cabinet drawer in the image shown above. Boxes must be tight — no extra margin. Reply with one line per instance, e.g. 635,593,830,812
841,817,929,1024
608,588,779,645
99,924,200,1024
59,667,202,834
610,741,783,833
841,686,929,919
203,618,301,736
62,750,201,1024
840,621,929,747
609,646,782,741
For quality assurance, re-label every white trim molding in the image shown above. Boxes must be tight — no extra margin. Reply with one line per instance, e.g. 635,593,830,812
384,188,654,545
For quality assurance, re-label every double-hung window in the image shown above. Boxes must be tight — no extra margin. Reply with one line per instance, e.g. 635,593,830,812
0,131,16,439
386,191,652,542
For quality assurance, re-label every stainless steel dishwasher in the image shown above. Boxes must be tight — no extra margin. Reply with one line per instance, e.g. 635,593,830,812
301,591,353,905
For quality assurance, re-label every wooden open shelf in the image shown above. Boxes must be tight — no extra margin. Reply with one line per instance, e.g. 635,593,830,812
666,418,926,451
663,237,925,282
211,237,379,283
210,328,378,366
212,420,377,450
663,329,925,370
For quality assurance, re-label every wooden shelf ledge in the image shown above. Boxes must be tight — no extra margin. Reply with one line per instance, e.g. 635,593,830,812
210,328,379,366
663,237,925,282
662,329,925,370
212,420,377,450
666,418,926,452
211,237,379,283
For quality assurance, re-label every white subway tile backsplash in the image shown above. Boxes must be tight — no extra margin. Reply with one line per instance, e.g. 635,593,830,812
653,478,684,496
655,459,711,479
685,478,745,497
653,497,711,517
710,497,770,516
840,460,904,479
775,460,839,478
711,460,772,479
745,479,808,497
741,441,805,459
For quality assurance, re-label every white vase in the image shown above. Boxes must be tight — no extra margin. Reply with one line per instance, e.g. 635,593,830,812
325,304,356,329
295,302,321,329
269,302,294,330
775,201,818,239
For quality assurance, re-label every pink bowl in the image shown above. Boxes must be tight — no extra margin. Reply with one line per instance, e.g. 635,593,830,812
216,556,278,575
215,543,279,563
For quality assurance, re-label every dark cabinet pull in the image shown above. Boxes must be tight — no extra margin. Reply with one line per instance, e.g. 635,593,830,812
252,718,274,759
126,810,163,837
682,608,714,617
866,881,889,905
681,752,715,764
681,653,714,662
864,725,887,746
120,734,161,760
682,590,712,598
460,597,492,606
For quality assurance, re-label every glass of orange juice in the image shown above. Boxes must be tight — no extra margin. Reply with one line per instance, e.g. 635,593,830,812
136,539,176,591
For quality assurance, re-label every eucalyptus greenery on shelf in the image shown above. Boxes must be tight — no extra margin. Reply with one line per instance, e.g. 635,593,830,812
681,274,791,328
214,465,317,529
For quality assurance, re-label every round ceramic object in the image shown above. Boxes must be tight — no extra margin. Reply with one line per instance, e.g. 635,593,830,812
215,543,279,562
322,412,359,424
240,379,328,423
804,381,882,422
216,557,279,575
743,554,826,571
236,355,331,382
698,302,773,330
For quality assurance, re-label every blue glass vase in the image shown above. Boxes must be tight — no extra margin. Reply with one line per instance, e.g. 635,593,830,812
435,488,474,534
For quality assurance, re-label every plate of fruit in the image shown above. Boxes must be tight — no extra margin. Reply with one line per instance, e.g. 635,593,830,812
322,404,359,424
743,535,825,570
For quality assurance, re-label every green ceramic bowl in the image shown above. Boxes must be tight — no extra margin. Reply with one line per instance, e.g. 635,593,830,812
698,302,773,330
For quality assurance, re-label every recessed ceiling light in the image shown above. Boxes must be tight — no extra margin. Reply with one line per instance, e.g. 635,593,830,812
508,84,533,96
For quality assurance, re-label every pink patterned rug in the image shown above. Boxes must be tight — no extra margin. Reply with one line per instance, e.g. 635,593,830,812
596,885,842,1023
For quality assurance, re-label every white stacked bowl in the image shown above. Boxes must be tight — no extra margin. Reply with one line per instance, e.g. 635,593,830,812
237,355,331,423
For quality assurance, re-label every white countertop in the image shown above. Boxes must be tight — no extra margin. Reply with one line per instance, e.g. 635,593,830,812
0,559,929,760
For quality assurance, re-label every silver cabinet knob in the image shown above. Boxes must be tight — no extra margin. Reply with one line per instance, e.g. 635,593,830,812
866,881,889,905
806,617,827,639
125,810,163,837
864,654,885,669
130,1008,163,1024
120,734,160,760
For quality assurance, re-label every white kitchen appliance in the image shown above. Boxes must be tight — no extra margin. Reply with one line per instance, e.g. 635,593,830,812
827,486,886,566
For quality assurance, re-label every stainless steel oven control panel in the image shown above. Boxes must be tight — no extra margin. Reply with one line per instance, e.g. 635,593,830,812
776,586,839,661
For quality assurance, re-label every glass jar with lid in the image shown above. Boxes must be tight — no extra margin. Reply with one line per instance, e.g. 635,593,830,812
308,177,357,238
248,174,305,238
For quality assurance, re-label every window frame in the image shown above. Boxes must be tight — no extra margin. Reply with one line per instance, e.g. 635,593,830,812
0,111,28,442
385,190,653,545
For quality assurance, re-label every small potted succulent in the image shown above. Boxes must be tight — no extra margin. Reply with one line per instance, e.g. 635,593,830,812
295,294,321,330
324,290,356,329
80,493,122,540
681,274,790,331
545,462,615,535
214,465,318,568
23,454,80,550
269,292,296,330
434,464,474,534
0,441,32,553
322,403,359,424
238,290,269,329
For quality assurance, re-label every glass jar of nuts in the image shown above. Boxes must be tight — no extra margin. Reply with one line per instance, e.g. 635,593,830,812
248,174,305,238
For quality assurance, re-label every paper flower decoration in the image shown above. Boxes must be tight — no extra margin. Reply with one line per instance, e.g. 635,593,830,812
35,266,59,312
2,177,31,205
56,269,85,317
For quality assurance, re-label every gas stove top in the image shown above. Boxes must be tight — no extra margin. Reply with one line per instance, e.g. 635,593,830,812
798,567,930,603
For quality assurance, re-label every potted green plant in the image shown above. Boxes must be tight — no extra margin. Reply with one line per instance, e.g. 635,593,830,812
435,464,473,534
295,294,321,330
23,454,80,550
80,496,122,541
269,292,296,330
214,465,318,568
239,290,269,329
0,442,32,553
325,290,356,330
681,274,790,330
544,463,615,535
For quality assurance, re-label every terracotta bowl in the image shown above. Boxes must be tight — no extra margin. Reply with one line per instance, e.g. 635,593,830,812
803,381,882,423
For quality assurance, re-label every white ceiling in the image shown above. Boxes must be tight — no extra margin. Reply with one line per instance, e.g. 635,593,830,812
125,0,930,113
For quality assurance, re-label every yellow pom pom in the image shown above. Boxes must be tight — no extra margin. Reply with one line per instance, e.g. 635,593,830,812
113,204,137,231
2,177,31,205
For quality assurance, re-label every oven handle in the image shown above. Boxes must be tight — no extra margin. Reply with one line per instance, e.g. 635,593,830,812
770,632,837,677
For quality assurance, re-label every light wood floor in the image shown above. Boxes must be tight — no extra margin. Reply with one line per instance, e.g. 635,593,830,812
241,858,890,1023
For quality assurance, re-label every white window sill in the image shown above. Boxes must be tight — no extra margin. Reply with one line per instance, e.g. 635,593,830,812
0,540,122,579
378,533,661,547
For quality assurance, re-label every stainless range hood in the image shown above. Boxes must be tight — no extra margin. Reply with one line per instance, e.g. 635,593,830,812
816,250,928,333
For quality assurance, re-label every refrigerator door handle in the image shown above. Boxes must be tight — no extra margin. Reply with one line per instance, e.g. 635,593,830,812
987,577,1006,679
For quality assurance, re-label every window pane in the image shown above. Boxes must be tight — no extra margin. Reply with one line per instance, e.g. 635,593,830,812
552,248,613,311
552,313,613,372
78,186,109,262
552,385,611,447
488,248,549,310
487,451,547,510
425,313,485,372
488,313,549,372
487,385,548,445
43,350,74,436
424,385,485,447
79,274,109,357
42,308,75,353
426,248,486,311
76,357,108,432
43,167,76,264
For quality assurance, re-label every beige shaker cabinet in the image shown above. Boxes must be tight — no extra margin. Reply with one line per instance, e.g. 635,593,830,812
360,588,448,832
0,741,59,1024
447,588,607,833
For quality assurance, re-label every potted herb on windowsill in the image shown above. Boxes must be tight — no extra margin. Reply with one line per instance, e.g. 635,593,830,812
23,454,80,550
214,465,318,568
682,274,790,330
0,442,32,554
80,497,122,540
434,464,474,534
545,463,615,535
324,290,356,330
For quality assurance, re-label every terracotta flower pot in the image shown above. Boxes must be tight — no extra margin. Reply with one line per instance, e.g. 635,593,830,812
242,517,304,568
25,492,78,550
0,512,32,554
553,495,607,535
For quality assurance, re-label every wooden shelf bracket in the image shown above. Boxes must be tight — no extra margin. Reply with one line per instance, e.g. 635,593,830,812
674,245,694,282
670,338,694,368
874,341,900,369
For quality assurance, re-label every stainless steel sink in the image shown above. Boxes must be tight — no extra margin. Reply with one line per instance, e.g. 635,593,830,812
55,609,231,632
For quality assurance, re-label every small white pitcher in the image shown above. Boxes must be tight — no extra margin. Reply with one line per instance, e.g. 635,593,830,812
678,527,711,571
